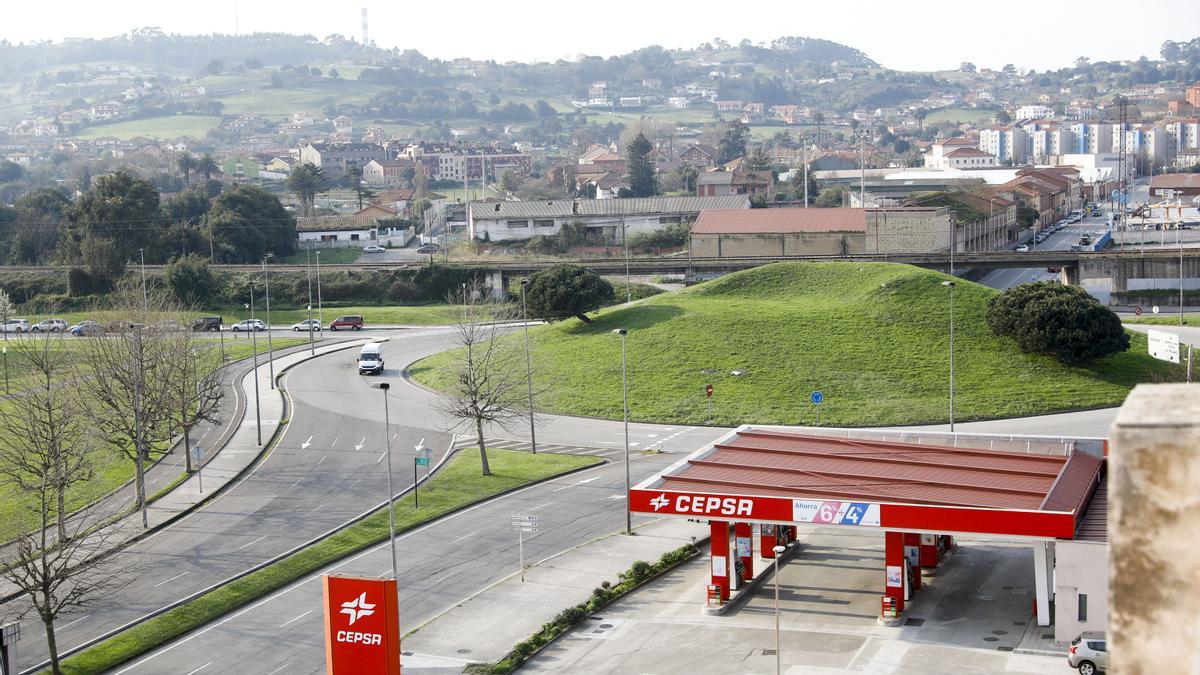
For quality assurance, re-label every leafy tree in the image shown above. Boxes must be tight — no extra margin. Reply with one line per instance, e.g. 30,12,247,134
746,146,773,171
626,132,658,197
164,254,219,304
790,167,819,205
286,163,330,216
996,109,1013,125
0,160,25,182
717,121,749,164
986,282,1129,365
64,170,161,273
815,185,846,207
525,264,614,322
205,184,297,262
196,153,219,181
535,100,557,118
176,152,196,186
346,165,374,210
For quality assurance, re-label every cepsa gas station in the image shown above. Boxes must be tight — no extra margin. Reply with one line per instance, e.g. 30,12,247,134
629,426,1108,636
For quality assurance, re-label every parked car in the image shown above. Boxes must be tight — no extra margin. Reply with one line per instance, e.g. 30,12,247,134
2,319,30,333
329,315,364,331
1016,244,1030,252
416,243,440,255
155,319,187,332
1067,632,1106,674
362,244,386,254
191,316,223,332
69,320,103,336
231,319,265,332
291,319,323,332
30,318,68,333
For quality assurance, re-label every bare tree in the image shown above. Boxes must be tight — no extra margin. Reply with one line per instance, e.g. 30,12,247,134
76,284,184,528
162,331,225,474
0,336,125,675
436,284,527,476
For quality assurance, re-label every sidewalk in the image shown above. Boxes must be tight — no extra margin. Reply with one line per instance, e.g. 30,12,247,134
401,517,708,673
0,338,369,602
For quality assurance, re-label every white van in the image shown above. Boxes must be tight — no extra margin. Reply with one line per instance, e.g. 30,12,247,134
358,343,384,375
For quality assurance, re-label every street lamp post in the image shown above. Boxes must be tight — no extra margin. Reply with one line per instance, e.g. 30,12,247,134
248,290,262,446
372,382,399,581
942,280,956,433
263,254,275,389
622,216,631,303
520,279,537,454
306,243,315,355
773,544,786,675
139,248,148,310
613,328,631,535
315,250,324,329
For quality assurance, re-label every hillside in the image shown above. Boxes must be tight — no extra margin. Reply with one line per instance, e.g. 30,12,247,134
410,263,1183,427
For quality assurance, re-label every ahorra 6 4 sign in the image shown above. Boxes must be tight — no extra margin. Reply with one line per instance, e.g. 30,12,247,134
323,574,401,675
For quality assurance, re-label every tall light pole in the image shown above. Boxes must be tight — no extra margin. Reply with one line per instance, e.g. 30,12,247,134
372,382,399,582
315,250,324,329
1180,219,1185,327
613,328,631,535
773,544,786,675
262,254,275,389
248,289,262,446
622,216,631,303
802,140,809,208
306,243,315,355
942,280,956,433
139,248,148,311
520,279,537,454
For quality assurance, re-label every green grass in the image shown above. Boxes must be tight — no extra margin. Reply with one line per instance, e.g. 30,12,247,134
54,448,600,675
275,247,362,265
923,108,995,126
412,262,1186,427
73,114,224,140
1124,315,1200,327
218,79,388,116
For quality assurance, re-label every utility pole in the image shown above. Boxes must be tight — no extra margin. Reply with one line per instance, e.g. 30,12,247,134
139,248,148,311
262,255,274,389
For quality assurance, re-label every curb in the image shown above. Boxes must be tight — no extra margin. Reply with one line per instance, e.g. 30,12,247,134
23,446,606,674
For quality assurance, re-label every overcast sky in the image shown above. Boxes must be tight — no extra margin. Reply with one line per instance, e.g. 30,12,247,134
3,0,1199,72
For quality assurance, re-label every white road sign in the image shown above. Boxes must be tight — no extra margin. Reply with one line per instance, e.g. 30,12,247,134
1148,329,1180,364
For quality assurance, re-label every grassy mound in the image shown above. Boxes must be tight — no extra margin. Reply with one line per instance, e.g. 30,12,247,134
411,263,1184,426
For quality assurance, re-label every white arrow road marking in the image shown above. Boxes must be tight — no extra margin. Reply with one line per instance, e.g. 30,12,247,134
552,476,600,492
301,435,313,449
355,437,366,452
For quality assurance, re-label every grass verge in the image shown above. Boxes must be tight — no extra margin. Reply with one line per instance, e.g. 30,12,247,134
52,448,601,675
412,262,1187,426
1124,315,1200,327
472,543,700,674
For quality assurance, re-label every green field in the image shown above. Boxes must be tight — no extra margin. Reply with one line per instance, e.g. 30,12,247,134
923,107,995,126
218,79,388,116
0,337,305,534
74,114,224,140
412,263,1185,426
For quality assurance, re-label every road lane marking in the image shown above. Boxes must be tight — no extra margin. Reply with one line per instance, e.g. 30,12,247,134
318,454,327,465
376,451,388,464
301,435,313,449
185,663,211,675
552,476,600,492
152,571,188,588
266,665,291,675
349,479,362,489
280,610,313,627
528,502,553,512
330,438,339,448
355,437,366,452
306,504,323,516
237,535,268,550
448,531,476,545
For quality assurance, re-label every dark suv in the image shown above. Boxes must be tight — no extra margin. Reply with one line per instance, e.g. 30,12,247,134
330,315,364,331
191,316,223,332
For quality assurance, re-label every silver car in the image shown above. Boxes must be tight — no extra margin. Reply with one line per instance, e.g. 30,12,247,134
31,318,68,332
2,319,30,333
1067,631,1106,674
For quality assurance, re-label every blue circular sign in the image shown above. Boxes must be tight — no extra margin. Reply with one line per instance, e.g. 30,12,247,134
810,391,824,405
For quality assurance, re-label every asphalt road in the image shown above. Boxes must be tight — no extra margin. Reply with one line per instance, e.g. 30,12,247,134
976,214,1104,290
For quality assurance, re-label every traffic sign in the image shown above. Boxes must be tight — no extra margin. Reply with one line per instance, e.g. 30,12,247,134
1134,306,1143,316
810,391,824,405
705,384,713,398
1148,329,1180,364
1153,305,1161,314
415,457,429,466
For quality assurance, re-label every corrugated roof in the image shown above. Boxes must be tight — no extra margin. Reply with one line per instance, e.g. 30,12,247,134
1150,174,1200,189
1073,471,1107,543
691,208,867,234
655,429,1092,512
468,196,749,220
295,215,375,232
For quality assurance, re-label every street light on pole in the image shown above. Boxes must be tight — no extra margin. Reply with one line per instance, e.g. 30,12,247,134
942,280,956,433
622,216,631,303
773,544,786,675
613,328,632,536
371,382,399,582
262,254,275,389
520,279,537,454
315,250,324,329
248,289,262,446
306,243,315,355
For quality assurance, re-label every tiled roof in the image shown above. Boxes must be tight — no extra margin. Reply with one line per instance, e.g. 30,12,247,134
468,195,749,220
654,429,1096,512
295,215,377,232
946,148,993,158
1150,174,1200,189
692,208,867,234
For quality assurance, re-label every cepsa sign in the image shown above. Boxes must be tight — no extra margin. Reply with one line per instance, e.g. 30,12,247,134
323,574,401,675
629,489,793,521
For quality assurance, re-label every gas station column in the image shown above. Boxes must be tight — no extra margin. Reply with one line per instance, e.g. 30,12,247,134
883,531,906,616
903,532,922,591
734,522,754,583
709,520,731,604
760,524,778,559
1033,540,1054,626
919,534,940,572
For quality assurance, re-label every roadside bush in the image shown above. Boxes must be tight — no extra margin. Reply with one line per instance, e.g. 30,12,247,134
164,254,220,306
524,264,614,322
987,281,1129,365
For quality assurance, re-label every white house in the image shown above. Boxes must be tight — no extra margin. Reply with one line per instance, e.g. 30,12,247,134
295,215,378,247
467,195,749,243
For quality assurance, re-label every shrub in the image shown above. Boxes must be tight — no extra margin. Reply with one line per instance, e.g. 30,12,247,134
164,254,219,306
524,264,614,322
987,281,1129,365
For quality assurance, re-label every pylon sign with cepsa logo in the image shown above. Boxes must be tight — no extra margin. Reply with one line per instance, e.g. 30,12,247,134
323,574,401,675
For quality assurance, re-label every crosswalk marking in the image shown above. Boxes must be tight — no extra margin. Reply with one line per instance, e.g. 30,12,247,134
454,436,610,457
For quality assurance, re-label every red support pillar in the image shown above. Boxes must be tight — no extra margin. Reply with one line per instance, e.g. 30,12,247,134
884,531,906,615
788,525,798,541
903,532,922,591
710,520,730,603
761,524,778,559
919,533,940,570
735,522,754,583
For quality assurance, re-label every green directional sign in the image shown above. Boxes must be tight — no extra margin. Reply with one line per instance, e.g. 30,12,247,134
415,457,430,466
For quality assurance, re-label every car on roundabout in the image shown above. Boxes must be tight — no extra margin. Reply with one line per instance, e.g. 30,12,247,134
231,319,266,332
291,319,323,332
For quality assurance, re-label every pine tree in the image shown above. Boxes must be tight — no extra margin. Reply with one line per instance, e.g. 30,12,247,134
626,133,658,198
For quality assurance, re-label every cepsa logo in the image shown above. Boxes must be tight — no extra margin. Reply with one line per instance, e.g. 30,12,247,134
336,592,381,646
323,574,400,675
650,492,754,517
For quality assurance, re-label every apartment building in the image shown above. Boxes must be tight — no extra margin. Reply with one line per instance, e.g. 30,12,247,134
395,143,532,183
979,127,1028,164
1069,122,1114,154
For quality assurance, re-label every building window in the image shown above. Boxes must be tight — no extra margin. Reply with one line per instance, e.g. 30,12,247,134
534,219,554,228
1078,594,1088,622
507,219,528,228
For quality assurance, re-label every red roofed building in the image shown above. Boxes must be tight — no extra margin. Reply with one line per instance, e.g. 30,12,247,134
689,206,952,256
